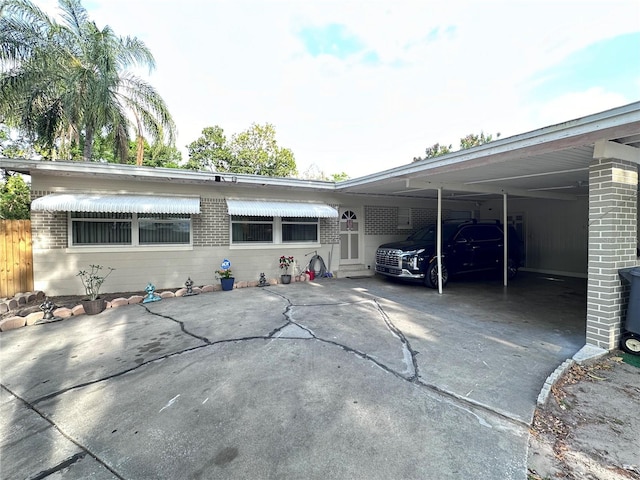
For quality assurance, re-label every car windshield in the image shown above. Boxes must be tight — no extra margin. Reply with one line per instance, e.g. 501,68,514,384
407,223,459,242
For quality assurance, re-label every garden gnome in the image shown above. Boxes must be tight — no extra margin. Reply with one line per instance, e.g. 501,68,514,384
143,282,161,303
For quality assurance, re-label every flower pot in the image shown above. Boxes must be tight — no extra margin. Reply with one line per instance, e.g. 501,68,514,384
280,274,292,284
221,278,235,291
81,298,106,315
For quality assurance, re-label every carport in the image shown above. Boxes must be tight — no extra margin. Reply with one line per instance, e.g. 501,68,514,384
337,102,640,351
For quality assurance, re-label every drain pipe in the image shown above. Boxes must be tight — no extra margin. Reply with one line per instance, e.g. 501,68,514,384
437,187,443,294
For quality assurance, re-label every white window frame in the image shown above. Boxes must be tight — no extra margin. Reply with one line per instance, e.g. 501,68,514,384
281,217,320,244
67,212,193,249
230,215,321,247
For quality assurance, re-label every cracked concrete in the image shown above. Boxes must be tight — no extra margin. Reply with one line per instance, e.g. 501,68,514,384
0,274,585,479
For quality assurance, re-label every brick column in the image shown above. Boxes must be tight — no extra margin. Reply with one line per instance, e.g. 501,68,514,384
587,158,638,349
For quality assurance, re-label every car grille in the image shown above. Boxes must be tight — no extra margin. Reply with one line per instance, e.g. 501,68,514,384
376,248,402,267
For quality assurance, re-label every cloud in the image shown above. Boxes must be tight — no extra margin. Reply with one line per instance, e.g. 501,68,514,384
29,0,640,178
298,24,366,59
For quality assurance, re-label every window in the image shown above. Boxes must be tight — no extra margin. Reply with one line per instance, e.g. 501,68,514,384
231,216,319,244
70,212,191,246
282,217,318,243
71,212,132,245
231,216,273,243
139,214,191,244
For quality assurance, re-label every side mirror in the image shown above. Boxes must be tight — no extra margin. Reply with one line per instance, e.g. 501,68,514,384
456,237,468,244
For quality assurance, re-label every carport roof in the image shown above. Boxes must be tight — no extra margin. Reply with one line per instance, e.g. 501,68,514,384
1,102,639,202
335,101,640,202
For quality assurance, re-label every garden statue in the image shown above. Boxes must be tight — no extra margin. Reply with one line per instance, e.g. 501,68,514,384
143,283,162,303
258,273,268,287
184,277,198,296
39,298,60,322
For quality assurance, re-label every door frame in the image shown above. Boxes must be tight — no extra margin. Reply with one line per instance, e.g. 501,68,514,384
339,207,363,265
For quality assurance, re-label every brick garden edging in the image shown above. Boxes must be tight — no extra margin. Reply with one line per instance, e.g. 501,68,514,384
0,274,311,333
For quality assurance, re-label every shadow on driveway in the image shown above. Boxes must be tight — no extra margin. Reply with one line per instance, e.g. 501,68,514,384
0,273,585,479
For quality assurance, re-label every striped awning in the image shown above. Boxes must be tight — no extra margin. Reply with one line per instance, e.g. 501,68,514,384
31,193,200,214
226,199,338,218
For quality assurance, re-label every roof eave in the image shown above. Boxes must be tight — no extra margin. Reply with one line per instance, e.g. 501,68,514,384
337,101,640,189
0,159,337,191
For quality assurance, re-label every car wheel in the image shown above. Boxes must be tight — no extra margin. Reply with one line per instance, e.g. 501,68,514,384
425,261,448,289
507,258,519,279
620,332,640,355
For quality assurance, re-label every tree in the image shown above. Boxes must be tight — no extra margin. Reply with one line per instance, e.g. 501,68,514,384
299,164,350,182
0,0,176,162
459,131,500,149
413,132,500,162
330,172,350,182
186,123,297,177
413,143,452,162
185,126,231,171
126,139,182,168
0,124,36,158
0,171,30,219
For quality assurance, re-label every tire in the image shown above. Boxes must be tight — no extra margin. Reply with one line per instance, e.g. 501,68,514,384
620,332,640,355
425,261,448,289
507,258,519,279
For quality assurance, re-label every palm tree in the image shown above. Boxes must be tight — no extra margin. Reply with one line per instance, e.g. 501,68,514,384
0,0,175,162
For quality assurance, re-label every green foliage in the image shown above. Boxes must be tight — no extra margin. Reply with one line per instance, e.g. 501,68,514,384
125,139,182,168
329,172,350,182
0,171,31,219
413,143,452,162
0,0,176,162
279,255,294,274
185,126,231,171
459,131,500,150
414,132,501,161
215,268,233,279
0,125,35,158
187,123,297,177
77,264,115,300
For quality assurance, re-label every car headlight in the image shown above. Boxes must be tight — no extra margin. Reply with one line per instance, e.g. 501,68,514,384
402,249,425,270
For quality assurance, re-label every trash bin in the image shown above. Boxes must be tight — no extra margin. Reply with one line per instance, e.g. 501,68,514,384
618,267,640,355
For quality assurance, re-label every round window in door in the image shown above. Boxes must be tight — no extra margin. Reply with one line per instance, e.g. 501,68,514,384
340,210,359,262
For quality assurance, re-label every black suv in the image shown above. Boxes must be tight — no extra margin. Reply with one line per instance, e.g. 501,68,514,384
375,219,521,288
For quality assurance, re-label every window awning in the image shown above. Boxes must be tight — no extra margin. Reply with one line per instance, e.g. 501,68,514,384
31,193,200,214
226,199,338,218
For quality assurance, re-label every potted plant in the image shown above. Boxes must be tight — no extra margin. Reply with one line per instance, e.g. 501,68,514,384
216,268,235,291
77,264,115,315
279,255,294,284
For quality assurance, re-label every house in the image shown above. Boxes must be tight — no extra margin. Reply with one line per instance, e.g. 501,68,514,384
1,102,639,352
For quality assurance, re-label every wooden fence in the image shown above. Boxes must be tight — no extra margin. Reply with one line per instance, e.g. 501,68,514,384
1,220,33,298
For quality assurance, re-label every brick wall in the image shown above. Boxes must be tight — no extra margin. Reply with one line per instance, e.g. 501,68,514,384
321,204,340,244
30,191,67,249
29,194,338,250
193,198,228,247
364,206,446,235
587,158,638,349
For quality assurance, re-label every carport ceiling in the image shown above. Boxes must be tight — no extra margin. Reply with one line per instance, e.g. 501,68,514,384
337,103,640,203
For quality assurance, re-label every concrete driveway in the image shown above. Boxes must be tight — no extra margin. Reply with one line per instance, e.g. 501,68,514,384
0,274,586,479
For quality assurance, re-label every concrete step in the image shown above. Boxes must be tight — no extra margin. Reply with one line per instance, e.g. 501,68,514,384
334,264,375,279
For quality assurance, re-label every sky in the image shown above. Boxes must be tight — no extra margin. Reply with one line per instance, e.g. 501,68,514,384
36,0,640,178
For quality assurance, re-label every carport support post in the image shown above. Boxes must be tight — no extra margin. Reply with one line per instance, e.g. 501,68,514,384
503,193,508,287
437,187,443,294
587,143,639,350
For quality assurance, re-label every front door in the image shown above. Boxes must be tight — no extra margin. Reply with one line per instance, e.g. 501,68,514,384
339,208,361,264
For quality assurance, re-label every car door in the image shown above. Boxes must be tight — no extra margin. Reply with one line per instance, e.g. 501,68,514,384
451,225,478,271
473,225,503,269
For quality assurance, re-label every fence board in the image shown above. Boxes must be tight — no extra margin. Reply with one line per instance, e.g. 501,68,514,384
0,220,33,298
